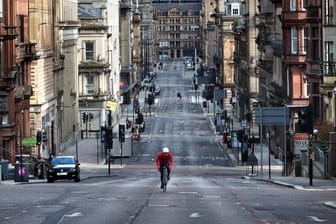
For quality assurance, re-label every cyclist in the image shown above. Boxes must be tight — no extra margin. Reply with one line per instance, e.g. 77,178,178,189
155,147,174,189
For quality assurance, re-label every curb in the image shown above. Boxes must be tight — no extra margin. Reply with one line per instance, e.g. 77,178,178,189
243,176,336,210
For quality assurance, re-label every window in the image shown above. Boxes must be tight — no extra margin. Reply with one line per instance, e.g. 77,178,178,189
85,41,94,61
86,75,95,94
325,0,336,25
2,140,9,160
0,95,8,112
231,3,240,16
291,27,298,54
0,95,8,125
0,42,3,77
324,42,334,74
312,27,320,59
290,0,297,11
303,28,308,54
0,0,2,22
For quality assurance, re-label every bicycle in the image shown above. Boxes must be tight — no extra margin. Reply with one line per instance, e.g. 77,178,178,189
161,165,168,192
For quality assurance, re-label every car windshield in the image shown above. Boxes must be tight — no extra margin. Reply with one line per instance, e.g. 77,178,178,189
52,157,75,165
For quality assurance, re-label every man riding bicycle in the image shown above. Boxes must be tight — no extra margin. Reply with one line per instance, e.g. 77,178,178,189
156,147,174,189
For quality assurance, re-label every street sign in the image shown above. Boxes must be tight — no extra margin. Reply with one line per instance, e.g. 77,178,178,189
21,137,37,147
213,89,226,100
294,133,309,151
255,107,289,125
197,76,208,85
106,101,118,111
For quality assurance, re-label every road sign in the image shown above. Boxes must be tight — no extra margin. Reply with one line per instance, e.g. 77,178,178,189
294,133,309,151
106,100,118,111
255,107,289,125
213,89,226,100
197,76,208,85
21,137,37,147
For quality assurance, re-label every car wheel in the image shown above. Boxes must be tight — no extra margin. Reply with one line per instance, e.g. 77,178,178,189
47,178,54,183
74,173,80,182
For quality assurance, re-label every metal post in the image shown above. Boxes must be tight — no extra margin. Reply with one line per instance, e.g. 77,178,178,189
120,143,123,166
75,141,78,161
284,106,287,176
96,133,99,164
309,144,313,186
108,148,111,176
268,130,271,179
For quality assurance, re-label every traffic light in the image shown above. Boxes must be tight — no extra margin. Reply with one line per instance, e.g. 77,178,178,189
148,94,154,105
105,127,113,149
136,112,143,124
36,131,42,145
88,113,93,121
119,124,125,142
82,112,88,123
42,131,47,142
297,105,313,133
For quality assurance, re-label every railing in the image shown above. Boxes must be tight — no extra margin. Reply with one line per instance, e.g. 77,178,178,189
322,61,336,76
301,144,328,178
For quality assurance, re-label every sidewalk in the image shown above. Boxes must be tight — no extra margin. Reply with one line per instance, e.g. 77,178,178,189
200,93,336,210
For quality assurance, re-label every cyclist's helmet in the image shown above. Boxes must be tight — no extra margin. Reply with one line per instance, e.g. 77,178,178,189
162,147,169,153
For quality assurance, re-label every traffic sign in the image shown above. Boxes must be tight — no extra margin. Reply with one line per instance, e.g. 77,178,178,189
213,89,226,100
294,133,309,151
255,107,289,125
21,137,37,147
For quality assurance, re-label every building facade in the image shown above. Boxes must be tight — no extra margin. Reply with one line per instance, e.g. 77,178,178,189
233,0,259,122
153,1,202,59
0,0,35,162
321,0,336,128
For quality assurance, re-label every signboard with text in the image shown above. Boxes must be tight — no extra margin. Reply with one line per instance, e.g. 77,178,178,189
294,133,309,152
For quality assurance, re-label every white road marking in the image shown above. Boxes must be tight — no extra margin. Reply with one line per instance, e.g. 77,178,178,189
179,192,198,194
148,204,169,207
64,212,83,217
190,213,203,218
306,216,328,222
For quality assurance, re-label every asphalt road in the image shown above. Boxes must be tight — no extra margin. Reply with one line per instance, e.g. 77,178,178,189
1,61,335,224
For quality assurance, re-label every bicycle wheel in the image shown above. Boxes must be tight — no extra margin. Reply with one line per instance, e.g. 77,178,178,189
162,167,168,192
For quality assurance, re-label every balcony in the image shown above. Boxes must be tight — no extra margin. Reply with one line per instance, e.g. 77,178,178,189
271,38,283,57
79,60,110,73
322,61,336,76
0,25,18,41
53,55,65,71
257,58,272,73
306,5,321,23
15,85,33,100
119,0,131,9
16,42,38,59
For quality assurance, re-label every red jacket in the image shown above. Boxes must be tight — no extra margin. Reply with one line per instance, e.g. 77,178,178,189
155,152,173,170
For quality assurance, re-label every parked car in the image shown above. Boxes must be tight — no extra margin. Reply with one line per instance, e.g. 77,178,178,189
141,77,152,88
186,63,194,70
47,156,80,183
154,87,161,96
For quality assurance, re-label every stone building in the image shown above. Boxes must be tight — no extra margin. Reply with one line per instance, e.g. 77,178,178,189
0,0,35,162
77,0,121,134
153,1,202,59
29,0,79,157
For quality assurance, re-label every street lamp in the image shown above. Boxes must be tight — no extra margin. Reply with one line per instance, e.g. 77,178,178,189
333,81,336,131
308,128,319,186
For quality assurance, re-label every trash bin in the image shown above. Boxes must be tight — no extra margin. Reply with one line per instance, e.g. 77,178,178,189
14,163,29,182
0,160,9,181
34,160,45,179
223,131,228,143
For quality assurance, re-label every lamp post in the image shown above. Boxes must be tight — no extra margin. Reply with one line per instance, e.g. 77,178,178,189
333,81,336,131
308,128,319,186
